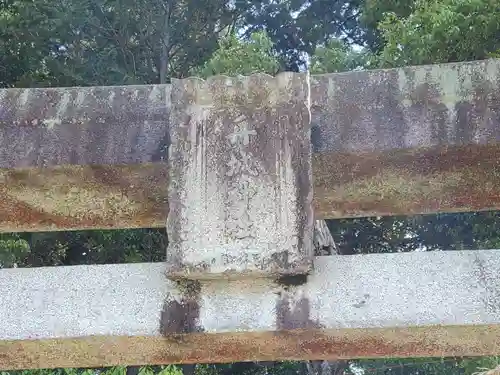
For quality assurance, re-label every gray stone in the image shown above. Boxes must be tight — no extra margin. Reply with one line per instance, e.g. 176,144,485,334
0,85,170,168
1,250,500,369
3,59,500,170
311,59,500,153
2,60,500,233
166,73,313,279
2,250,499,339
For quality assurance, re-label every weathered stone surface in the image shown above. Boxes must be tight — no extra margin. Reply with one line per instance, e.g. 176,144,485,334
0,164,167,232
1,250,500,369
0,84,170,232
0,85,170,168
311,59,500,153
3,59,500,168
310,58,500,218
313,143,500,218
3,143,500,233
3,59,500,233
166,73,313,279
3,325,500,370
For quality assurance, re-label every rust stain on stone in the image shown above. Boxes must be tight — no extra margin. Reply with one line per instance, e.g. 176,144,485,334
313,143,500,218
0,163,168,232
2,142,500,232
1,325,499,370
3,61,500,232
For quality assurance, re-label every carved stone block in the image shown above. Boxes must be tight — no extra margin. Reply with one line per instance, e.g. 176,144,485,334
166,73,313,279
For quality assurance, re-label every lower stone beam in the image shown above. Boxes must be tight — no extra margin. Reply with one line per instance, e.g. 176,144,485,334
1,250,500,370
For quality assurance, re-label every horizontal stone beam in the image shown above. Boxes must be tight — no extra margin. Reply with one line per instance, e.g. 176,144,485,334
2,59,500,232
0,164,168,232
3,144,500,232
1,250,500,369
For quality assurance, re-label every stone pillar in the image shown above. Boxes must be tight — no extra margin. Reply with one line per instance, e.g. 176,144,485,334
166,73,313,280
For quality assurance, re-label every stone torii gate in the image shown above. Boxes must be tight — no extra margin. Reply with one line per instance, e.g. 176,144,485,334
1,59,500,370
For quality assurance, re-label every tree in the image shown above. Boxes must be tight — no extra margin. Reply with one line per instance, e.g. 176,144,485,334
376,0,500,68
358,0,414,53
233,0,366,71
0,234,29,268
193,31,280,77
0,0,236,88
309,39,371,74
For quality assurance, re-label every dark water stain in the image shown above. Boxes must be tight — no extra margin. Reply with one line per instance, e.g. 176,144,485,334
275,274,309,290
276,294,323,330
159,280,204,341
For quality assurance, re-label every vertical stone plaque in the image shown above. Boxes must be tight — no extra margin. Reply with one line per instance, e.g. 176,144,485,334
166,73,313,279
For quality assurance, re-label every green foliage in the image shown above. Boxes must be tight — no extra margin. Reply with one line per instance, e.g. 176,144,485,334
236,0,365,71
461,356,500,375
309,39,372,74
193,31,280,78
0,234,30,268
352,357,466,374
360,0,414,52
0,229,165,268
146,365,183,375
0,0,235,88
328,216,420,255
377,0,500,67
54,229,166,265
195,362,305,375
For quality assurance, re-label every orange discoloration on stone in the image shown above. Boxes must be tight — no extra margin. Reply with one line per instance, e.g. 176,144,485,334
0,163,168,232
1,325,499,370
2,143,500,233
313,144,500,218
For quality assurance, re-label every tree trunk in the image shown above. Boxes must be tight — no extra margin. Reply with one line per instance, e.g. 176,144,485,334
159,2,171,84
314,219,337,255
